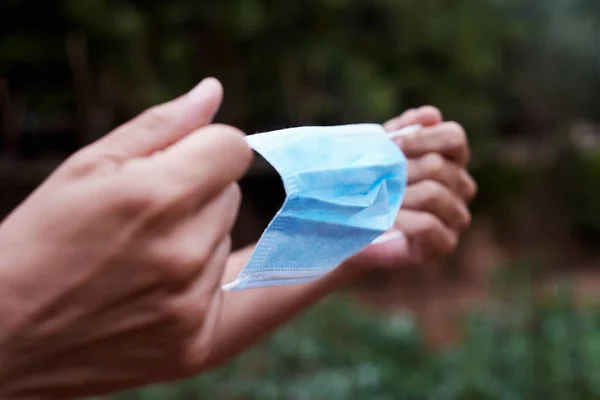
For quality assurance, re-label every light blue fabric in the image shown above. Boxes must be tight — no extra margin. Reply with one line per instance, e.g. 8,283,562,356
222,123,407,291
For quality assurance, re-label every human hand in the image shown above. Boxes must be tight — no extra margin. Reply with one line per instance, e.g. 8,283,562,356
344,106,477,271
0,78,252,398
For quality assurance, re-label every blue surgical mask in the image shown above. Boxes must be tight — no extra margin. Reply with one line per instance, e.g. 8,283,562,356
222,123,415,291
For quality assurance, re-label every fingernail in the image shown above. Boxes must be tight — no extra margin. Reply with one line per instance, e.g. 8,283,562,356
188,77,219,101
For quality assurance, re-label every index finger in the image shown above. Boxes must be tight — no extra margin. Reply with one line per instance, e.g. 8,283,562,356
395,121,470,166
151,124,253,200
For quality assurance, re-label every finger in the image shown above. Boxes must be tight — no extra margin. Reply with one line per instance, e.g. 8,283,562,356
189,183,242,256
151,124,253,201
408,153,478,201
395,210,458,262
401,180,471,232
397,121,470,166
183,183,242,255
152,183,241,282
96,77,224,160
167,234,231,341
464,174,478,203
383,106,443,131
183,235,229,373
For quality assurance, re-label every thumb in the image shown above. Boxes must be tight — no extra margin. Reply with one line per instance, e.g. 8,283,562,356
383,106,443,132
96,77,224,160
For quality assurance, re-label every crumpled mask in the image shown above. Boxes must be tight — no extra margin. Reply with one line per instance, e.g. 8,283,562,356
222,123,415,291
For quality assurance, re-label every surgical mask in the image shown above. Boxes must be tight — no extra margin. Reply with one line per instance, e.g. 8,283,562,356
222,123,420,291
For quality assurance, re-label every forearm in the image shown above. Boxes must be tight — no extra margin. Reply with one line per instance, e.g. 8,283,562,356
201,244,360,369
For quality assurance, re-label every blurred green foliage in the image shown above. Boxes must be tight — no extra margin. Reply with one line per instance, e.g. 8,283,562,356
105,268,600,400
551,146,600,242
4,1,600,398
2,0,600,136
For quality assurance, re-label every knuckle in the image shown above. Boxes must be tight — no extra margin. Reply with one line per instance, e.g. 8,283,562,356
60,148,114,178
445,121,467,147
421,213,441,236
443,234,459,254
458,208,472,230
465,177,478,200
111,178,157,215
423,153,445,177
170,295,210,330
179,244,212,274
140,105,174,130
422,180,445,206
154,242,211,281
416,214,459,260
127,176,173,210
62,150,96,175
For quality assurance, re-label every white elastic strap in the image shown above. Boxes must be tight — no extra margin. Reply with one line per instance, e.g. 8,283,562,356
371,229,405,245
387,124,422,138
222,278,240,291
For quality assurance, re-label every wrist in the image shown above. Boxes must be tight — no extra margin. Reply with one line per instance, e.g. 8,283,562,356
0,243,48,398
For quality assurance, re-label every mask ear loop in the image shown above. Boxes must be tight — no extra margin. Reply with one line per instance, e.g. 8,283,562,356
370,124,423,245
387,124,422,139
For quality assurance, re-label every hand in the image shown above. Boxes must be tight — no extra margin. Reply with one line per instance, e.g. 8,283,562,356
0,78,252,398
345,106,477,270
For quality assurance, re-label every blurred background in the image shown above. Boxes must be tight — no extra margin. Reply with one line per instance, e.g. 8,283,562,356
2,0,600,398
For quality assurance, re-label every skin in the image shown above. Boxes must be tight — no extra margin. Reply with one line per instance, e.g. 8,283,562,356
0,78,476,399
